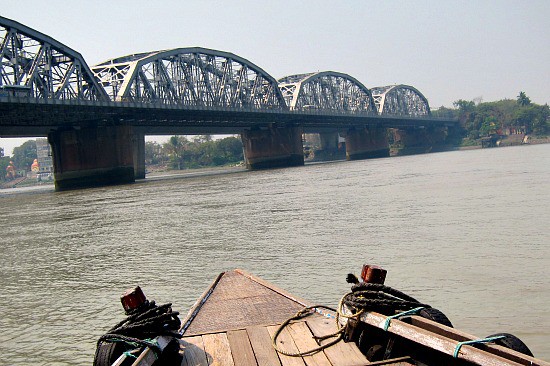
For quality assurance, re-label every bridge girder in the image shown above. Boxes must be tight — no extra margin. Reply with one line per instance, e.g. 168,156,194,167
0,16,108,101
371,85,430,116
278,71,377,113
92,47,287,109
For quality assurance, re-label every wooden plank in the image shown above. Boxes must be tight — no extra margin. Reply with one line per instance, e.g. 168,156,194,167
202,333,235,366
184,271,304,336
409,317,550,366
287,321,333,366
181,336,209,366
235,269,311,307
305,316,369,366
227,329,258,366
181,272,225,335
366,356,415,365
358,311,529,366
246,325,282,366
267,324,307,366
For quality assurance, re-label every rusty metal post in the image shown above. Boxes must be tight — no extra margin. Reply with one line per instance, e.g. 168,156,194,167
360,265,387,284
121,286,147,313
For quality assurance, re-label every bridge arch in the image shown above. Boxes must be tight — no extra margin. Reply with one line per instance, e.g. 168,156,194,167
0,16,108,101
92,47,287,109
278,71,377,113
371,85,430,116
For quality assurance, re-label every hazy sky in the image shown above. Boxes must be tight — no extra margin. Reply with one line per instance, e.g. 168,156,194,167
1,0,549,155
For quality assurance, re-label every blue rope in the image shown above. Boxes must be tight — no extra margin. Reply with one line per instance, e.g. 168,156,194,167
123,351,138,359
314,307,336,319
453,335,506,358
383,307,425,331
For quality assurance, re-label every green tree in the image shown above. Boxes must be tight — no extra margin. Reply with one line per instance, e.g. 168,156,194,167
517,91,531,106
212,137,243,165
480,116,498,136
514,104,550,135
12,140,37,171
431,106,457,119
164,135,189,169
158,135,243,170
0,155,11,182
145,141,164,165
532,104,550,135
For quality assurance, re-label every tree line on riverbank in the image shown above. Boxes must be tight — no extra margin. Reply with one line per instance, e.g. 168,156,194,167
1,136,244,182
145,135,244,171
432,92,549,144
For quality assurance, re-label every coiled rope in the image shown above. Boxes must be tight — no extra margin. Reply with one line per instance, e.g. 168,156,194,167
95,300,181,359
272,277,430,357
342,282,431,313
272,305,347,357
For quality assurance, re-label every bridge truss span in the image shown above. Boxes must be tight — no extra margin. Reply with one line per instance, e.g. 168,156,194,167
371,84,430,116
278,71,377,113
92,47,287,109
0,16,108,101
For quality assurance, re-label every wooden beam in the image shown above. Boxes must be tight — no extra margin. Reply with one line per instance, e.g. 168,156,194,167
357,311,549,366
246,326,283,366
227,329,258,366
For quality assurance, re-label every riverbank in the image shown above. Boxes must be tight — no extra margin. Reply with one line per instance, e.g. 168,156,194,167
2,138,548,189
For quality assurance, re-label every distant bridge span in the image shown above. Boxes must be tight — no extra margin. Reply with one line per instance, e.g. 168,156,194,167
0,15,457,190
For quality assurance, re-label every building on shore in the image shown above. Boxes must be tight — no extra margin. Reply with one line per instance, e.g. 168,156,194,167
35,138,53,180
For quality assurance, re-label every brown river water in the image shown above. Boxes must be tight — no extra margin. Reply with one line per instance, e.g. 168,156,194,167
0,144,549,365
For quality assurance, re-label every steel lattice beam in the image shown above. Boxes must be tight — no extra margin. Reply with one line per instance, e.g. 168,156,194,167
92,48,287,109
278,71,377,113
0,16,108,101
371,85,431,116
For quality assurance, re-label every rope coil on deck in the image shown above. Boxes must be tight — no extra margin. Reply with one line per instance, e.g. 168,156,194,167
343,282,431,314
94,300,181,362
271,305,348,357
272,275,432,358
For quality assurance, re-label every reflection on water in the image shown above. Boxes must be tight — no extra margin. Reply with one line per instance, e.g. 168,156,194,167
1,144,549,365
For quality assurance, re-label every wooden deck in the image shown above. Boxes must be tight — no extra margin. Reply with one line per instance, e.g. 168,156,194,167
129,269,549,366
177,269,406,366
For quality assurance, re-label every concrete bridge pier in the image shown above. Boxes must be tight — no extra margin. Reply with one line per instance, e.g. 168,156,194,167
133,128,146,179
241,125,304,169
48,125,135,191
345,127,390,160
391,126,448,155
314,132,346,160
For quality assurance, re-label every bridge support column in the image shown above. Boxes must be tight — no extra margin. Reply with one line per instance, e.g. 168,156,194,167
319,132,339,150
241,125,304,169
391,127,447,155
345,127,389,160
48,125,135,191
314,132,346,161
133,129,146,179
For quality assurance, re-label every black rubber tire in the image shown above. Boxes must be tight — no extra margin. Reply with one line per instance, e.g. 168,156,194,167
419,308,453,328
487,333,534,357
93,342,133,366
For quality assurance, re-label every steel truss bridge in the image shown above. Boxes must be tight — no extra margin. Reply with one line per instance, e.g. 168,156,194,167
0,15,455,138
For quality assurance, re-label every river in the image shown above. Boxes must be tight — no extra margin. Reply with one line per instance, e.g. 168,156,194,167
0,144,549,365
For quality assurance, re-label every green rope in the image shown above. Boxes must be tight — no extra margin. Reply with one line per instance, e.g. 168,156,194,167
453,335,506,358
382,307,425,331
123,351,138,359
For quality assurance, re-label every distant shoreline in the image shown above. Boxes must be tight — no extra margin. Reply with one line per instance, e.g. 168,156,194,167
2,139,549,190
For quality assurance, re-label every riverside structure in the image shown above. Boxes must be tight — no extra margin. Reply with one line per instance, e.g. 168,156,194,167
0,15,456,190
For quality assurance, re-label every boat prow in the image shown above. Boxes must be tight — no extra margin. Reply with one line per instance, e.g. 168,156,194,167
96,267,550,366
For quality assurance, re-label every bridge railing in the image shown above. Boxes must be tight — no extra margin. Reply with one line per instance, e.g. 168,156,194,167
0,93,457,124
